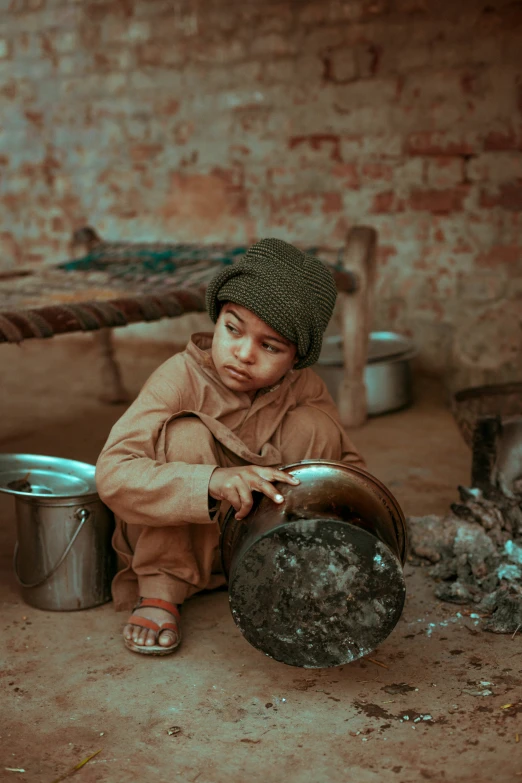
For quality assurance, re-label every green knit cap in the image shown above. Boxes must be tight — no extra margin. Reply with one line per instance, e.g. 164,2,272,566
206,238,337,369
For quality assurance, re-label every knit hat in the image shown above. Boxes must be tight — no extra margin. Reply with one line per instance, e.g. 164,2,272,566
205,238,337,369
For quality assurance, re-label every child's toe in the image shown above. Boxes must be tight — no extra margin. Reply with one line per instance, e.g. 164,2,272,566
158,630,177,648
134,627,146,645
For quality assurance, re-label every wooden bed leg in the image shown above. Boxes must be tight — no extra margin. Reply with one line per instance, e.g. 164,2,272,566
70,226,128,404
70,225,103,258
337,226,377,428
94,328,130,404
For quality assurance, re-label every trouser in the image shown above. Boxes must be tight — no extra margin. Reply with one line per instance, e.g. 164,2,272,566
111,408,347,610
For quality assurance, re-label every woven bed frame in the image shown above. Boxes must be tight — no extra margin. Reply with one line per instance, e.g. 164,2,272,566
0,225,377,427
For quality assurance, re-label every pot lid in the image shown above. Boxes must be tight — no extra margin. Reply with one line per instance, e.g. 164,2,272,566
319,331,416,366
0,453,97,498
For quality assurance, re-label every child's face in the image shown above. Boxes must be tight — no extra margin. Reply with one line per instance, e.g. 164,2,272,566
212,303,297,396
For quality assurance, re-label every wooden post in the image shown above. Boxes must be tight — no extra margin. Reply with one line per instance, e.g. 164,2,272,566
471,416,502,494
94,328,130,404
337,226,377,428
70,226,130,404
70,226,103,259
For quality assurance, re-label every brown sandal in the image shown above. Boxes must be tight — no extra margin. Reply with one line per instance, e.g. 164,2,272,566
124,597,182,656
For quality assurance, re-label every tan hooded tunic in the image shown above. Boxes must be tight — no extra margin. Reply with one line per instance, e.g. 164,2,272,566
96,333,365,609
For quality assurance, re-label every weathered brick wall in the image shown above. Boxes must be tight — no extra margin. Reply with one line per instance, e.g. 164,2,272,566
1,0,521,382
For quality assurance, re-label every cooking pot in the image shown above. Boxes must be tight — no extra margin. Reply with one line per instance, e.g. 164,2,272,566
220,460,407,668
317,332,417,416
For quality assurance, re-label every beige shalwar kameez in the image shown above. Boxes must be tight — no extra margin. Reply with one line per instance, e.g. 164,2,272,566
95,333,365,611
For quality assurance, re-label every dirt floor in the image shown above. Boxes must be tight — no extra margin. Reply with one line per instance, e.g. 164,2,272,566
0,336,520,783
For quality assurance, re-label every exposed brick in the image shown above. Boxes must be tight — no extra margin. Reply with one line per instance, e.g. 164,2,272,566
268,191,343,219
173,121,194,145
453,302,522,372
339,136,365,160
147,9,199,38
405,131,479,156
301,25,348,53
394,0,429,13
322,49,357,84
322,192,343,214
475,245,522,275
484,128,522,151
425,157,464,188
288,135,342,163
479,182,522,211
371,191,405,214
382,44,430,73
355,42,382,78
267,166,327,190
191,37,247,64
50,215,66,234
137,43,184,68
53,31,77,54
250,33,297,58
56,55,76,76
360,162,394,184
130,144,164,163
165,170,247,214
0,0,521,382
457,272,507,303
92,48,133,72
466,152,522,183
333,78,400,113
297,2,373,26
376,244,398,266
394,158,425,188
409,187,469,214
331,163,360,189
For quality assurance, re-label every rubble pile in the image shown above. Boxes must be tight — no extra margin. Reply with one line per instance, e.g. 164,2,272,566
408,487,522,634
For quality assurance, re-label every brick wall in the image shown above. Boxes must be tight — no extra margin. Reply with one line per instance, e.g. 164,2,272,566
1,0,521,383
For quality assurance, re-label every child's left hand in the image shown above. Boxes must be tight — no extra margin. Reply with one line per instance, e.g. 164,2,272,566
208,465,299,521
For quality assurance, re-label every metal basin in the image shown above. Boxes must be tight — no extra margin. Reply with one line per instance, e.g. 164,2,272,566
317,332,417,416
220,460,407,668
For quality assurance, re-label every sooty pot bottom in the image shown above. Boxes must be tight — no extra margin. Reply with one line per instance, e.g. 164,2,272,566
228,517,406,668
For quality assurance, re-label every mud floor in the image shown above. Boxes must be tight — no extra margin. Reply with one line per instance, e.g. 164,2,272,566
0,337,520,782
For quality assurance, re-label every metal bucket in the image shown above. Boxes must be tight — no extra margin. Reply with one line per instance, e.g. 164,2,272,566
220,460,408,669
0,454,115,611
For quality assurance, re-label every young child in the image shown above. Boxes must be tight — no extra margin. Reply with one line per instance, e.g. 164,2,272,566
96,238,365,655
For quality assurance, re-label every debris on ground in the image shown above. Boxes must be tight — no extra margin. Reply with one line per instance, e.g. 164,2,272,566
167,726,182,736
50,750,101,783
367,657,389,669
382,683,417,695
408,486,522,634
462,681,494,697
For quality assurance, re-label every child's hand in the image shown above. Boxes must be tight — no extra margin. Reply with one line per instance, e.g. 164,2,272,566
208,466,300,521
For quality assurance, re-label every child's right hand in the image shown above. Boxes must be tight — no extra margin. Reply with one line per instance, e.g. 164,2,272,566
208,465,300,521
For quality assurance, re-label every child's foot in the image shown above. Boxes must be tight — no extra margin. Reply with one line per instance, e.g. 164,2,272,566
123,598,182,656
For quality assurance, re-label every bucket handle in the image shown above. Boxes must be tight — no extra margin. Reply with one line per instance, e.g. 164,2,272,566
13,507,91,589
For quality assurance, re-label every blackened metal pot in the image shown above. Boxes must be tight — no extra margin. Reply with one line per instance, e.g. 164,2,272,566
220,460,408,669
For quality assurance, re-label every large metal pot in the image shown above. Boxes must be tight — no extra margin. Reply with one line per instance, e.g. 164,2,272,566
0,454,115,611
220,460,407,669
317,332,417,416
